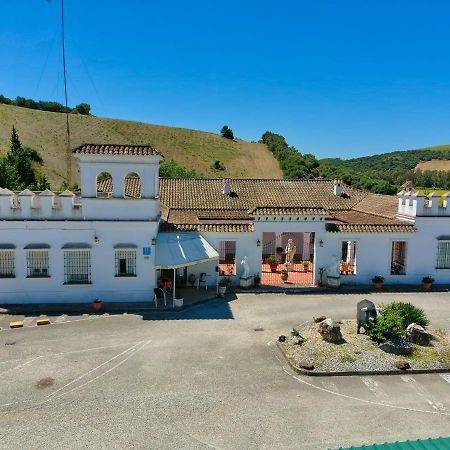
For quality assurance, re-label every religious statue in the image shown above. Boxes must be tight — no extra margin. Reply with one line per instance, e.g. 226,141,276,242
240,256,251,279
284,238,296,271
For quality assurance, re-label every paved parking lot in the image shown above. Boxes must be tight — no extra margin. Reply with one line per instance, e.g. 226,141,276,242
0,292,449,449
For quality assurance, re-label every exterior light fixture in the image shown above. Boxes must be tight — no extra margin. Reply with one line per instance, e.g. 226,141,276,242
319,239,324,247
151,238,156,245
94,235,99,243
256,239,261,247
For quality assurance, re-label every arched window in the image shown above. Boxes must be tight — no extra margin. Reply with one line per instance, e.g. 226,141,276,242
96,172,113,198
124,173,141,199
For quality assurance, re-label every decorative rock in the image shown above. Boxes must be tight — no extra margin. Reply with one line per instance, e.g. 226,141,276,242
379,339,412,356
395,361,411,371
299,361,314,371
318,318,343,343
278,335,286,343
314,316,327,323
405,323,431,346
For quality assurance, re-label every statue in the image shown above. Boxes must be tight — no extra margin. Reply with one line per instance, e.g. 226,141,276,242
326,255,340,278
240,256,250,279
284,238,296,271
356,299,377,334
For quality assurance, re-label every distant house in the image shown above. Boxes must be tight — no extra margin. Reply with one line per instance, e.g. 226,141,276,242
0,143,448,305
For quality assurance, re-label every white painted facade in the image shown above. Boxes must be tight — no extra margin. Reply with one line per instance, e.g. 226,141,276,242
0,151,449,305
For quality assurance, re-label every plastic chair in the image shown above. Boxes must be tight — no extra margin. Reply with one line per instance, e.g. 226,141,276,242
153,287,166,307
197,272,208,290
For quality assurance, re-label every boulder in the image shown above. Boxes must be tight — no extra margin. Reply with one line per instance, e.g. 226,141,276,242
314,316,327,323
318,318,343,343
379,339,412,356
299,361,314,371
395,361,411,371
405,323,431,346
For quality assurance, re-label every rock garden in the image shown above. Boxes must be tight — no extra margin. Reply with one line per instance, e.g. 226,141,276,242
278,300,450,375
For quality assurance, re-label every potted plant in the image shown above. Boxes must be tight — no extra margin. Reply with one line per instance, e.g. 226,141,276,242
317,267,325,287
422,276,434,290
218,277,230,297
267,255,278,273
281,269,289,282
254,273,261,288
372,275,384,289
93,298,103,311
302,260,311,272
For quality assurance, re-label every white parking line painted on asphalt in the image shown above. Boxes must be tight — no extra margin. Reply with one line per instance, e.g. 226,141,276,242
320,379,339,392
360,376,388,399
440,374,450,385
400,375,444,411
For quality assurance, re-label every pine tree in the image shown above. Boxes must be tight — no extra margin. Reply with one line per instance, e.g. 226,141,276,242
10,126,22,153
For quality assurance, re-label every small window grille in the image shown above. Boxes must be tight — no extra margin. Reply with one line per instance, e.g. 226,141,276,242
0,250,15,278
115,249,136,276
64,250,91,284
437,241,450,269
219,241,236,275
391,241,407,275
27,250,49,277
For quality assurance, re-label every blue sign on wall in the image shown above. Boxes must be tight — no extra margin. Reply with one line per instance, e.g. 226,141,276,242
143,247,151,256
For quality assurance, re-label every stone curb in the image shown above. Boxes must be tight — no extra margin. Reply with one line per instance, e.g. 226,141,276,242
276,341,450,377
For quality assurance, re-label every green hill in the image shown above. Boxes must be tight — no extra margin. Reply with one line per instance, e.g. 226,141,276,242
0,104,282,187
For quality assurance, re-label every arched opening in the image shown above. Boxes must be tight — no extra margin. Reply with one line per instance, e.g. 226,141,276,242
124,172,141,198
96,172,113,198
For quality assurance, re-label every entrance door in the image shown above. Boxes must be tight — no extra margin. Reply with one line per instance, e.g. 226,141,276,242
261,232,314,286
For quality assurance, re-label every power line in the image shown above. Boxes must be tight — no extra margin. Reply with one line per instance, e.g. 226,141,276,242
61,0,71,185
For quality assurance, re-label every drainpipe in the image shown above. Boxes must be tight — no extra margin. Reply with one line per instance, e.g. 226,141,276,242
173,268,176,308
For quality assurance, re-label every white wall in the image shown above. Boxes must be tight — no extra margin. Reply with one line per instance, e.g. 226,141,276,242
0,221,158,304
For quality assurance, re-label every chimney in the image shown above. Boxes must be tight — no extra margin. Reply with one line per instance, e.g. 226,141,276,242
333,179,343,197
223,178,231,196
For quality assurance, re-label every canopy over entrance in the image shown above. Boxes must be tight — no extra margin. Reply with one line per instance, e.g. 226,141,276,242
155,233,219,269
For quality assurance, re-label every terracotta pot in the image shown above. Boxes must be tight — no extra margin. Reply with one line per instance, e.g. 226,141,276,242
316,280,323,288
303,265,309,272
281,272,288,282
270,263,278,273
423,282,432,290
373,282,383,290
93,301,103,311
254,281,260,288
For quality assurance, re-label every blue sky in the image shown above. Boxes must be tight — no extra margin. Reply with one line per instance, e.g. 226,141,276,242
1,0,450,159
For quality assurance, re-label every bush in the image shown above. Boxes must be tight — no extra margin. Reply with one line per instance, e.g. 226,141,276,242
383,302,429,329
368,307,404,342
220,125,234,139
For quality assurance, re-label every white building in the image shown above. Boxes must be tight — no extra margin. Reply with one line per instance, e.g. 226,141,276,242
0,143,449,305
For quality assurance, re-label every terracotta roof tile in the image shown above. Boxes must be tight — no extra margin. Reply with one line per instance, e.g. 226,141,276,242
249,206,327,215
73,144,160,156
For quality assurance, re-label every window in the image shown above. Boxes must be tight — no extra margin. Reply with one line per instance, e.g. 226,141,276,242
219,241,236,275
64,250,91,284
0,250,15,278
115,249,136,277
437,241,450,269
27,250,49,277
340,241,357,275
391,241,407,275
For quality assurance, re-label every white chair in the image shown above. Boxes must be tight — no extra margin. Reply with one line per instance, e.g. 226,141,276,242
197,272,208,290
153,288,166,307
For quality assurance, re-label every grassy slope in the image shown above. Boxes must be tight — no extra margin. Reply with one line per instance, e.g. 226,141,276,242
0,104,282,187
415,160,450,171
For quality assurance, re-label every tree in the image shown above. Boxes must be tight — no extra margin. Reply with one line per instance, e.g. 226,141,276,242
220,125,234,140
10,126,22,153
74,103,91,115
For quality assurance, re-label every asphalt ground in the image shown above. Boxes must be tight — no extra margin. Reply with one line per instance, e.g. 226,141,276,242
1,291,450,449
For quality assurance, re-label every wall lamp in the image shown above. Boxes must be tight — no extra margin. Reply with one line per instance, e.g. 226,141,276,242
256,239,261,247
319,239,324,248
94,235,99,243
151,238,156,245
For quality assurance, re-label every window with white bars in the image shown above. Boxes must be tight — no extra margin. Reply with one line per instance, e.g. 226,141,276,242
391,241,407,275
219,241,236,275
340,241,357,275
64,250,91,284
27,250,50,278
0,250,15,278
437,241,450,269
115,249,136,277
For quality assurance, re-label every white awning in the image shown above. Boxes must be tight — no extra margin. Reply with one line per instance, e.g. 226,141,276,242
155,233,219,269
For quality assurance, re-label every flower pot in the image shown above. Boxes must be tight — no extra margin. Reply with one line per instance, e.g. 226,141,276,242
373,282,383,290
316,280,323,288
423,282,432,290
174,297,183,309
269,263,278,273
254,281,260,288
218,286,227,297
281,272,288,282
303,265,309,273
93,300,103,311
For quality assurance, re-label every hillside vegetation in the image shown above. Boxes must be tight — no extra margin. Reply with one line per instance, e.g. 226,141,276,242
0,104,282,187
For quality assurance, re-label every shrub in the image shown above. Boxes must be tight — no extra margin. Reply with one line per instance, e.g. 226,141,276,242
384,302,429,329
291,327,300,337
220,125,234,139
372,275,384,283
422,276,435,284
368,307,404,342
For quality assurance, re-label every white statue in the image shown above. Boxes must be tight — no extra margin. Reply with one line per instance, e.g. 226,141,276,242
285,238,296,271
240,256,250,279
326,254,341,278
